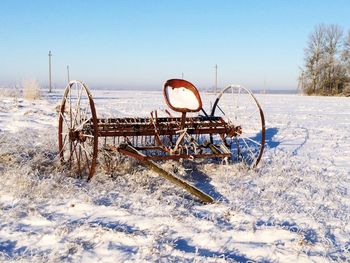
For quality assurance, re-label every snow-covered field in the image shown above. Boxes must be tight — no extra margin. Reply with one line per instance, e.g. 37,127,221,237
0,88,350,262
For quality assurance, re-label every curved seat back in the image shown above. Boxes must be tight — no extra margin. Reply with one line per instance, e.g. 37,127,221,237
163,79,202,113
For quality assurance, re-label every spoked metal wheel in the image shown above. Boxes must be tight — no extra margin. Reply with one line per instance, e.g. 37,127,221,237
58,80,98,180
210,85,265,167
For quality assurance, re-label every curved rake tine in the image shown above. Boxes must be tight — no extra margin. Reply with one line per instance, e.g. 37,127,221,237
240,137,257,164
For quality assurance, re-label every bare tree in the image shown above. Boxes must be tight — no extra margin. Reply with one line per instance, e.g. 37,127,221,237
323,25,343,94
342,31,350,72
342,30,350,95
303,24,326,94
300,24,348,95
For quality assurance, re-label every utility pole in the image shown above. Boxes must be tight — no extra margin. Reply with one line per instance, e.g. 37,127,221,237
214,64,218,94
298,71,304,94
67,65,70,83
181,72,184,80
48,51,52,93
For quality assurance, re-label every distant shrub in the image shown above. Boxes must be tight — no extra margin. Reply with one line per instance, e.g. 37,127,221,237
22,79,41,100
342,84,350,96
0,85,21,99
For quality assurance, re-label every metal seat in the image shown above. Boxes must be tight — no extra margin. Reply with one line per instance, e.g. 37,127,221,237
163,79,202,113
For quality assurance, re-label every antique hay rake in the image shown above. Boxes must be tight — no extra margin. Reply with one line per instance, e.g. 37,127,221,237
58,79,265,203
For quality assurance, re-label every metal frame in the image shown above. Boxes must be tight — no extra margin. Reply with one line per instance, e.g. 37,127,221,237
58,79,266,203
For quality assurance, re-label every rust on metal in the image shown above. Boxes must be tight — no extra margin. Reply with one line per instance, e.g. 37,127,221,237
58,79,266,203
116,144,215,203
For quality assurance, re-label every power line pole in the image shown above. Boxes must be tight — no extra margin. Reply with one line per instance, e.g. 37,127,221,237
214,64,218,94
181,72,184,79
67,65,70,83
48,51,52,93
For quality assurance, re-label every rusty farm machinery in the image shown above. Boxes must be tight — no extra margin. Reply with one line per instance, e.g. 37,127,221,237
58,79,265,203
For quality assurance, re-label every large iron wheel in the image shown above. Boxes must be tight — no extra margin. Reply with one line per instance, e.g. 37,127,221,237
58,80,98,180
210,85,265,167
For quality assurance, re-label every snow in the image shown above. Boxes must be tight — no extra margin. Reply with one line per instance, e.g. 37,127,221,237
165,86,200,111
0,89,350,262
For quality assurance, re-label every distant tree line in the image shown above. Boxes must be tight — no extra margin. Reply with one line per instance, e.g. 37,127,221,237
299,24,350,96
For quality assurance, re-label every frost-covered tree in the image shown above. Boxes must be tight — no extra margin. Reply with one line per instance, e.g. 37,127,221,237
300,24,349,95
302,24,326,94
323,25,345,94
342,30,350,71
342,31,350,95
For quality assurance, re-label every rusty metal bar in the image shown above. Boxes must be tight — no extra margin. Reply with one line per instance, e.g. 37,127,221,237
96,127,230,137
112,144,215,203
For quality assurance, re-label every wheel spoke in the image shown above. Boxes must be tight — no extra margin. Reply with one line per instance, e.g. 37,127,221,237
74,144,82,175
78,141,92,157
74,117,92,131
233,86,238,121
60,112,70,129
58,134,69,156
80,141,92,174
244,108,258,120
81,134,94,138
80,105,89,126
69,87,73,128
73,85,83,127
68,141,79,162
78,146,83,175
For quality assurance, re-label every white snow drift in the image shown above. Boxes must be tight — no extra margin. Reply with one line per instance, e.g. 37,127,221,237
0,89,349,262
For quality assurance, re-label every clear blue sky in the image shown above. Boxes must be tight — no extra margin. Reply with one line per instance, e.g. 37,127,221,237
1,0,350,90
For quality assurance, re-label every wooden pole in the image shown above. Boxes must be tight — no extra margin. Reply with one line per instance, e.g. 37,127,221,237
67,65,70,83
215,64,218,94
48,51,52,93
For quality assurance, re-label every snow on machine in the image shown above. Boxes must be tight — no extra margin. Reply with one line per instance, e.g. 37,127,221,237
58,79,265,203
